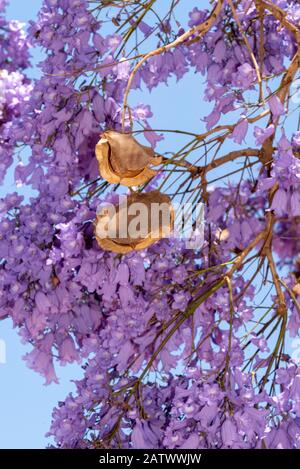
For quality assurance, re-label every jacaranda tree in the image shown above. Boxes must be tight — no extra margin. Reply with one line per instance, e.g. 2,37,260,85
1,0,300,449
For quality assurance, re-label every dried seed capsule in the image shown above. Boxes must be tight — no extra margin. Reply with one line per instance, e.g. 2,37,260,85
95,130,162,187
95,190,174,253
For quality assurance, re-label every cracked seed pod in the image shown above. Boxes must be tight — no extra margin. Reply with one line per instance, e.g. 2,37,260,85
95,190,174,253
95,130,162,187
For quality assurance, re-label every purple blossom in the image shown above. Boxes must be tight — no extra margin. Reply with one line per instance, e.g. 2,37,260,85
254,125,275,145
1,0,300,451
188,8,208,28
59,336,79,365
292,131,300,150
221,419,238,447
271,188,288,216
230,118,248,144
291,191,300,217
234,63,256,89
268,93,285,119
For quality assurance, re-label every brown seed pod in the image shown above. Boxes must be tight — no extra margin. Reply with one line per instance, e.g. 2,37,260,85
95,190,174,253
95,130,162,187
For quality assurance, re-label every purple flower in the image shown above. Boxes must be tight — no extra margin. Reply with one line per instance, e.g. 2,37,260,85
254,125,275,145
291,191,300,217
179,434,200,449
221,419,238,447
290,374,300,407
24,349,58,385
137,21,153,36
114,262,130,286
131,420,159,449
143,125,164,148
234,63,256,89
271,188,288,216
59,336,79,365
188,8,207,27
276,368,294,385
266,427,292,449
292,131,300,150
172,292,191,311
115,59,131,81
213,40,226,63
230,118,248,144
268,91,285,119
258,177,275,191
251,335,270,352
204,109,221,129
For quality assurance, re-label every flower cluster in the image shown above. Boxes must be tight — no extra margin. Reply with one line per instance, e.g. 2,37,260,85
0,0,31,180
0,0,300,450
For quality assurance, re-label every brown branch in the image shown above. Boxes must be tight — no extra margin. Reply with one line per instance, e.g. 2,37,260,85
266,250,287,316
162,148,260,173
204,148,261,172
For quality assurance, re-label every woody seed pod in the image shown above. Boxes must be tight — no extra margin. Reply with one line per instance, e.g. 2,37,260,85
95,190,174,254
95,130,162,187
